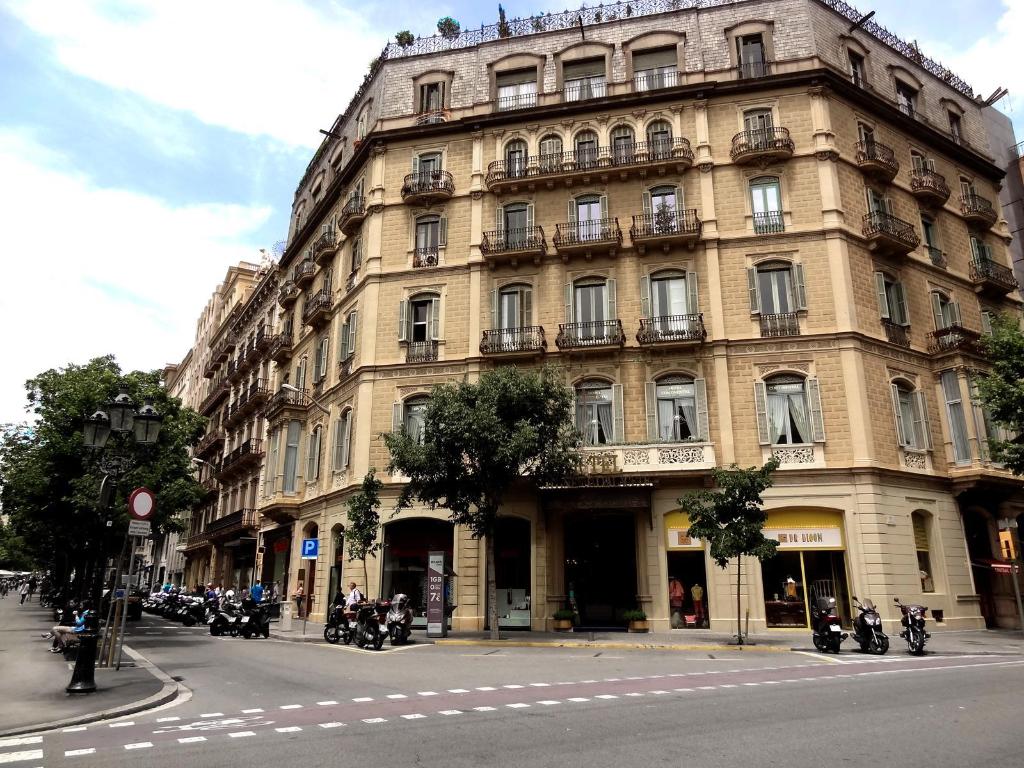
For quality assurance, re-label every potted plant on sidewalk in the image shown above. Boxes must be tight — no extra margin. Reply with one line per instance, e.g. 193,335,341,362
623,609,649,633
553,608,575,631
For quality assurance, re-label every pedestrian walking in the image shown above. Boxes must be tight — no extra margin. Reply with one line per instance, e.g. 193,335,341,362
293,583,305,618
19,580,30,604
28,575,37,601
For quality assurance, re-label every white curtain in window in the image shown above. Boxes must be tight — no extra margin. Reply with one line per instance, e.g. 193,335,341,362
767,393,789,444
788,392,810,443
596,401,613,444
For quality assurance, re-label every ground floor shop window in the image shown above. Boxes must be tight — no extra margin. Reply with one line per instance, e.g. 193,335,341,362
327,526,345,602
667,551,708,628
493,517,531,629
761,549,849,628
382,518,454,629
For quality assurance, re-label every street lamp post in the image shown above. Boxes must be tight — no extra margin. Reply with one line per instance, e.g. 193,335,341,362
70,388,162,694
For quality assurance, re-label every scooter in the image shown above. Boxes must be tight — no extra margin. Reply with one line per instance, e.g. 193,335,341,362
209,600,243,636
811,596,847,653
851,597,889,654
354,601,388,650
239,598,271,639
323,604,356,645
895,597,930,655
386,593,413,645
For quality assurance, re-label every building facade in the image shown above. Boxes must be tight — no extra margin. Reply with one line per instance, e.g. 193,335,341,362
241,0,1024,634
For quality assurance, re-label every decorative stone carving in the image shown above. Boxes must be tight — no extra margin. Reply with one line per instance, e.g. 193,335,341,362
815,149,840,162
698,161,714,173
903,451,927,469
623,448,650,466
772,446,815,464
658,446,706,464
583,451,618,474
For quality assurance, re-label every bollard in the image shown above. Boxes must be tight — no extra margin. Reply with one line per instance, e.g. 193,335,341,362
279,601,293,632
67,613,99,694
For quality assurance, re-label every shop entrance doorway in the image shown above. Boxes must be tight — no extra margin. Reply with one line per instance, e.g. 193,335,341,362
762,550,850,628
488,517,532,630
327,525,345,604
564,512,637,629
964,510,997,628
382,518,454,628
666,551,708,628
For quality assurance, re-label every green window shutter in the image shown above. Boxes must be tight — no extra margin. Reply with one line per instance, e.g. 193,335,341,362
951,301,962,327
490,289,498,330
611,384,624,444
523,287,533,325
430,297,441,340
793,264,807,311
606,278,617,319
526,204,534,231
748,267,760,314
930,293,944,330
349,311,358,358
645,381,658,441
339,319,349,359
694,378,709,442
321,337,330,378
981,310,993,336
890,383,908,447
391,401,403,433
913,390,931,451
754,382,770,445
567,199,577,222
893,283,908,326
687,271,699,314
332,418,344,470
398,299,409,341
342,412,353,468
970,236,982,262
564,282,573,322
641,191,652,216
674,186,683,210
874,272,889,319
639,275,651,319
411,155,420,173
599,194,609,220
807,378,826,443
439,216,448,247
496,205,505,233
314,341,324,383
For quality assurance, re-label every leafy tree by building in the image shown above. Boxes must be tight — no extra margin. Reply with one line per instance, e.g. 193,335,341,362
976,313,1024,474
345,469,383,592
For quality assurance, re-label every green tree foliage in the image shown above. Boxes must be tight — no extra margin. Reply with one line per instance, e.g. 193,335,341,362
384,365,580,638
0,356,205,596
976,313,1024,474
0,520,33,571
680,459,780,643
346,469,383,591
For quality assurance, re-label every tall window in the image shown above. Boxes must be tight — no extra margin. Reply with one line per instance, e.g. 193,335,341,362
748,262,805,315
874,272,908,325
649,375,708,442
403,397,428,445
644,185,680,231
737,33,767,77
970,375,1011,462
571,194,607,241
849,51,866,86
350,237,362,274
266,428,281,496
610,125,635,163
575,380,620,445
333,409,352,470
339,310,358,361
306,426,322,481
495,283,532,330
574,130,599,169
646,120,673,157
940,371,971,464
891,381,930,451
399,294,440,346
644,271,700,336
912,513,935,592
282,420,302,493
504,139,528,177
313,335,330,383
572,279,609,325
921,215,941,262
895,81,917,118
538,134,563,172
755,375,825,446
750,177,783,233
418,82,445,113
930,291,961,330
415,151,442,175
970,235,993,266
415,215,443,260
496,69,538,110
500,202,532,247
563,58,606,101
948,112,963,144
633,47,677,90
411,297,434,342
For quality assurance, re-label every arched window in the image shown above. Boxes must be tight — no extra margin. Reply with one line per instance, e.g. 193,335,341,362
750,176,783,233
646,120,673,157
890,380,930,451
574,130,599,169
538,134,563,173
648,374,709,442
755,374,825,446
641,269,699,334
505,139,528,178
494,282,533,331
610,125,635,163
403,396,429,445
569,193,608,241
333,408,353,470
575,379,620,445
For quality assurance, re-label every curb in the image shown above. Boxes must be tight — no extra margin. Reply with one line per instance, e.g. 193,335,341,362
432,639,797,652
269,631,325,644
0,644,186,738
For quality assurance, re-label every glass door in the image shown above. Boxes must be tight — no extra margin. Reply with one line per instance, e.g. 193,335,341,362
576,197,602,241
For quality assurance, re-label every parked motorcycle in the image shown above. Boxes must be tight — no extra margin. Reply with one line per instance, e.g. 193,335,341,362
209,600,243,636
851,597,889,654
323,604,356,645
239,598,271,639
811,596,847,653
895,597,930,655
182,596,206,627
354,601,388,650
386,593,413,646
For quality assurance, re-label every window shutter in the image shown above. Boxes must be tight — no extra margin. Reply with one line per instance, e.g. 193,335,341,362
611,384,624,444
490,289,498,330
640,275,651,319
339,318,350,359
333,418,344,470
807,377,826,443
754,382,770,445
599,195,609,220
687,271,699,314
313,343,324,383
641,191,652,216
930,293,944,330
348,311,358,359
526,204,535,232
439,216,448,247
694,378,709,442
398,299,409,341
391,401,403,433
747,267,760,314
913,390,930,452
911,154,924,172
645,381,658,441
321,337,330,379
430,297,441,340
496,205,505,233
564,282,573,322
894,282,909,326
981,310,993,336
890,383,908,448
523,286,533,325
674,186,683,211
793,264,807,311
606,278,617,319
411,155,420,173
342,412,353,468
874,272,889,319
926,157,936,172
567,199,577,222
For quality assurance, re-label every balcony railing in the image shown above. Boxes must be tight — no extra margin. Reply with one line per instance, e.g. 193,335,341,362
268,333,293,363
910,169,950,206
730,127,794,163
633,69,679,91
862,211,920,254
413,246,439,268
292,260,315,286
553,218,622,251
630,209,701,240
563,80,607,102
414,110,448,125
606,139,694,167
759,312,800,338
302,288,333,326
881,319,911,348
206,508,259,538
927,325,984,356
555,319,625,349
406,340,438,363
496,92,537,111
183,532,211,551
194,428,225,458
738,60,772,79
480,326,547,355
960,193,997,226
264,387,309,419
480,226,547,259
970,257,1019,294
753,211,785,235
855,139,899,179
278,281,300,308
401,170,454,202
311,230,337,264
637,315,706,344
219,438,264,477
338,195,366,235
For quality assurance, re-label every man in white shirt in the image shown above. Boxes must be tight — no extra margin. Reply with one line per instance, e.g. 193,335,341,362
345,582,364,608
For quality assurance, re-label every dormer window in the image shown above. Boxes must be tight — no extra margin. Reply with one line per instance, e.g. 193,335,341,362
849,51,866,87
418,82,445,114
496,68,538,111
949,111,963,144
563,58,606,102
633,47,678,91
896,81,917,118
737,33,768,78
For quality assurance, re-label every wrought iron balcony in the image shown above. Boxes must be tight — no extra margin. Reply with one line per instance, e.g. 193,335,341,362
182,532,212,552
730,127,794,164
738,60,772,79
480,226,547,265
345,270,357,293
855,140,899,182
401,170,454,205
960,193,998,228
555,319,625,350
198,377,228,414
292,259,315,288
605,139,694,169
637,315,706,345
278,281,300,308
264,387,309,420
414,110,448,126
311,229,338,266
927,325,985,357
233,379,270,422
926,246,947,268
338,195,367,236
413,246,439,268
480,326,547,356
553,218,622,256
406,340,438,363
206,508,259,540
862,211,919,256
496,92,537,111
881,319,910,348
268,333,294,364
759,312,801,338
632,69,679,92
302,288,333,328
753,211,785,235
217,438,264,479
194,428,225,459
562,80,607,103
970,257,1019,295
910,169,950,207
630,209,701,252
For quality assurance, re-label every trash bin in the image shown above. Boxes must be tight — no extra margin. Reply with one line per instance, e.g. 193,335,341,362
279,601,292,632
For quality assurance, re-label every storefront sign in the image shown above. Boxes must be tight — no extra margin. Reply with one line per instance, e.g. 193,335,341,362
767,528,843,549
273,539,289,553
667,528,703,549
426,551,445,638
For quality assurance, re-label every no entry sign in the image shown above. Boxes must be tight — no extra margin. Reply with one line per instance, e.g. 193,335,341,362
128,487,156,520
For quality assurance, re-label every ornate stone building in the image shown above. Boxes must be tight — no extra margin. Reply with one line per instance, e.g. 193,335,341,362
252,0,1023,633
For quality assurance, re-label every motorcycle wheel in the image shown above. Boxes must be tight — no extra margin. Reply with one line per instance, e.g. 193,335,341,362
876,635,890,655
355,630,366,648
262,623,270,639
342,628,353,645
210,624,220,637
812,634,825,651
183,616,195,627
828,636,842,653
242,626,253,639
324,625,340,644
230,625,240,638
372,631,385,651
910,630,926,655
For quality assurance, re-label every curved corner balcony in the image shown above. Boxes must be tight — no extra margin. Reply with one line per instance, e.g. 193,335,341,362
862,211,919,257
855,140,899,183
970,257,1019,296
730,127,794,165
338,195,367,235
960,193,998,229
278,281,300,308
302,288,333,328
910,169,950,207
401,170,454,206
292,259,315,288
311,229,339,266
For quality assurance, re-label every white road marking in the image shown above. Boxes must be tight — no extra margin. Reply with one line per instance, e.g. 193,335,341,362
473,707,497,712
625,692,644,697
178,737,206,743
353,697,373,703
124,742,153,750
229,732,256,738
280,705,302,710
438,710,462,716
63,726,88,733
595,694,618,699
720,684,738,689
199,713,223,717
507,703,530,709
0,738,41,748
530,683,550,687
567,697,590,702
743,683,760,687
763,681,781,685
317,700,338,706
241,708,264,714
503,685,524,689
448,689,469,694
65,749,95,757
275,727,302,733
0,750,43,764
417,691,438,697
386,694,407,700
156,716,181,722
362,718,387,724
476,686,496,691
537,700,560,705
650,690,670,695
697,686,716,691
318,723,344,729
603,678,621,682
401,714,426,720
109,721,134,728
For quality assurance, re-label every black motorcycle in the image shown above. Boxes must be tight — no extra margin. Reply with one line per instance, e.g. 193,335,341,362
239,599,271,639
386,593,413,646
209,600,243,636
851,597,889,654
324,604,356,645
354,601,388,650
895,597,929,655
811,596,847,653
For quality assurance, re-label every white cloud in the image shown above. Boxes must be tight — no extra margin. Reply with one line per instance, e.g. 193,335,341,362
0,127,272,424
4,0,389,148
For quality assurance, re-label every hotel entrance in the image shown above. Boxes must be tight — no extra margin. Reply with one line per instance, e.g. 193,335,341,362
564,512,637,629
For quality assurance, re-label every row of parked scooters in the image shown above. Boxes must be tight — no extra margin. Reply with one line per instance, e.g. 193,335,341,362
142,591,272,639
810,595,930,655
323,594,414,650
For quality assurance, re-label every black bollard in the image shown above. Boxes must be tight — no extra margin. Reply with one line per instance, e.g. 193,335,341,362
66,613,99,694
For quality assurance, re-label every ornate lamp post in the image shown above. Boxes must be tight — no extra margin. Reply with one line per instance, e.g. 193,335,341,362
70,387,162,694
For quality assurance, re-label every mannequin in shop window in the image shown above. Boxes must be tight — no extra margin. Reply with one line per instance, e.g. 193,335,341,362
691,583,705,627
669,577,685,628
784,576,798,600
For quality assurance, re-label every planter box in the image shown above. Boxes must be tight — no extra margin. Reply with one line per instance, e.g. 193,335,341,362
627,620,650,633
553,619,574,632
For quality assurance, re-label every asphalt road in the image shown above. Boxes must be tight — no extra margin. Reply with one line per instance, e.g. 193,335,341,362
5,613,1023,767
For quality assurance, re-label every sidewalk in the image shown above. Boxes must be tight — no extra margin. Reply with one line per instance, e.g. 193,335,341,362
0,595,178,737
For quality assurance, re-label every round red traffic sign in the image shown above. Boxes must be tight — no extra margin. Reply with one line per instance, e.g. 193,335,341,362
128,487,156,520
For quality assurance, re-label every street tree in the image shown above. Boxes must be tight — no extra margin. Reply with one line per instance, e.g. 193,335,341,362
0,356,205,597
975,313,1024,474
346,469,383,592
680,459,780,644
384,365,580,639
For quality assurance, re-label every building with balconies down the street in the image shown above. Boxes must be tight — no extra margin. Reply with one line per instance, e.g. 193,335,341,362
174,0,1024,634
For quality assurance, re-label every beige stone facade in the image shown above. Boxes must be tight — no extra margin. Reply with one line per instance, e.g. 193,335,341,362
201,0,1024,634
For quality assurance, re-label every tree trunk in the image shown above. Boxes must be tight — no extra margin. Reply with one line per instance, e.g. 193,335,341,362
736,554,743,646
362,557,368,598
486,532,499,640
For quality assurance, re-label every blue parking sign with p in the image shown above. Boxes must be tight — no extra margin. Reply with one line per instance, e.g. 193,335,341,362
301,538,319,559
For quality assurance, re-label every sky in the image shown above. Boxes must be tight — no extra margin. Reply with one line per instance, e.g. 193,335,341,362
0,0,1018,425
